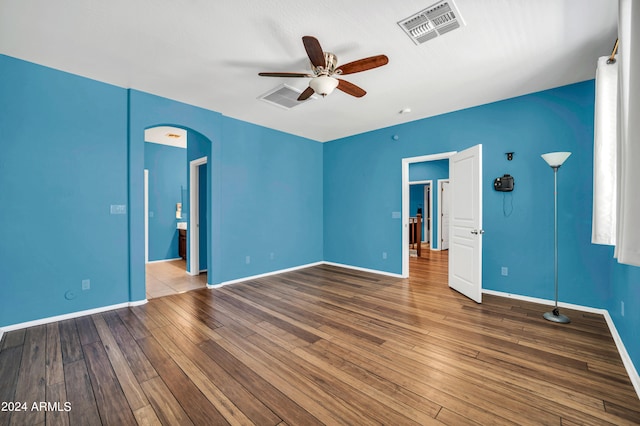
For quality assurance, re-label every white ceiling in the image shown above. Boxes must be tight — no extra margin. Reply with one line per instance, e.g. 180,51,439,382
0,0,618,142
144,126,187,148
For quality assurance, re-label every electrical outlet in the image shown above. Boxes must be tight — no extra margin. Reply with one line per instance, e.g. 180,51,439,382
621,301,625,317
270,252,275,260
245,256,251,264
82,279,90,290
501,267,508,276
382,252,387,260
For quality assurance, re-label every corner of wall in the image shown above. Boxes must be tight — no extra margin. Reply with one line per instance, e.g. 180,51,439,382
484,289,640,400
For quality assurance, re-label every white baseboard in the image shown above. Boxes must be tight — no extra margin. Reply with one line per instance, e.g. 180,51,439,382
2,261,399,336
207,261,402,289
207,261,325,288
146,257,182,264
321,261,404,278
482,289,606,314
483,289,640,400
602,310,640,399
0,299,148,334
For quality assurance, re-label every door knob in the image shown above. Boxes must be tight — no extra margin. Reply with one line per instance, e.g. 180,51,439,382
470,229,485,235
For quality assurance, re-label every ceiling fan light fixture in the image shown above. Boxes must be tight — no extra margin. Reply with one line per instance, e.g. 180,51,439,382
309,76,339,97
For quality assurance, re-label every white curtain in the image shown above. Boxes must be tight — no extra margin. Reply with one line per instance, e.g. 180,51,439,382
615,0,640,266
592,56,618,246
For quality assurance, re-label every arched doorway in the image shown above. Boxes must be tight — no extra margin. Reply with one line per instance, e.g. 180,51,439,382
143,126,211,298
127,90,222,304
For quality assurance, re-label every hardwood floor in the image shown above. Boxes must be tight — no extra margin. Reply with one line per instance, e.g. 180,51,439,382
2,254,639,425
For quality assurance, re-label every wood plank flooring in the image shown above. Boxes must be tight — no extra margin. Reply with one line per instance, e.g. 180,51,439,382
1,253,639,425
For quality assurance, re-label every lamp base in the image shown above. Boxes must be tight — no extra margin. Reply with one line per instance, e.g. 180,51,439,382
543,309,571,324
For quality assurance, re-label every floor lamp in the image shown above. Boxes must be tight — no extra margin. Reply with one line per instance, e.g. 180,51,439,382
541,151,571,324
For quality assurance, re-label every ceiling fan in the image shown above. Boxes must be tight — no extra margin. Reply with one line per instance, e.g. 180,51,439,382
258,36,389,101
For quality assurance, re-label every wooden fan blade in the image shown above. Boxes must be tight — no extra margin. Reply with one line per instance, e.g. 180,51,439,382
302,36,326,68
258,72,312,78
297,86,315,101
337,79,366,98
338,55,389,75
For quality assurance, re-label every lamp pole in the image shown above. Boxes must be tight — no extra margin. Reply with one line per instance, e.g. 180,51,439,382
541,152,571,324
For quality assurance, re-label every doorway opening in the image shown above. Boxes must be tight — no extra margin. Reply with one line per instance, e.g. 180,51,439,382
402,145,483,303
402,152,455,278
143,126,210,299
408,180,432,256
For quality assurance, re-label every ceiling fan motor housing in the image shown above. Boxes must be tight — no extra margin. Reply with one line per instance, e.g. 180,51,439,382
313,52,339,76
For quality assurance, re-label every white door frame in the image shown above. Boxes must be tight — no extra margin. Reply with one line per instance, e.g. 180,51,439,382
189,156,207,276
144,169,149,264
402,152,457,277
424,182,432,245
438,179,450,250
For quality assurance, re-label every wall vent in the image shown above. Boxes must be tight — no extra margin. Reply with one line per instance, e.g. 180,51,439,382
258,84,314,109
398,1,465,45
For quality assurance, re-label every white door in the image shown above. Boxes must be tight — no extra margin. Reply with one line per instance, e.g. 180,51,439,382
448,144,483,303
439,180,450,250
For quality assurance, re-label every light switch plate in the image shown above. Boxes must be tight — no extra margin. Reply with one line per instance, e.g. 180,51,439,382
110,204,127,215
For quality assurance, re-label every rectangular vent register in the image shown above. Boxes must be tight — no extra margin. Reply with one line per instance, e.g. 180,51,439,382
398,1,465,45
258,84,314,109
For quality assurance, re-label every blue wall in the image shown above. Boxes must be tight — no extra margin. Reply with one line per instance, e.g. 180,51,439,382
323,81,612,309
129,92,324,292
322,81,640,376
409,160,449,248
144,142,186,261
0,55,130,325
128,90,221,298
610,259,640,378
185,129,212,274
409,159,449,181
217,117,323,282
1,54,637,379
0,55,323,326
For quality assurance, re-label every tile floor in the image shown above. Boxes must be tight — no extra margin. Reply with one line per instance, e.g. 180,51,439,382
145,259,207,299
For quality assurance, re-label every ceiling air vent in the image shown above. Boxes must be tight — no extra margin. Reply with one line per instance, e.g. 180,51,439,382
258,84,314,110
398,1,465,45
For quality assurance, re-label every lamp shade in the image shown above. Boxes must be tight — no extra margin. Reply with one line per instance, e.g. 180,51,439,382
309,76,339,97
541,152,571,167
